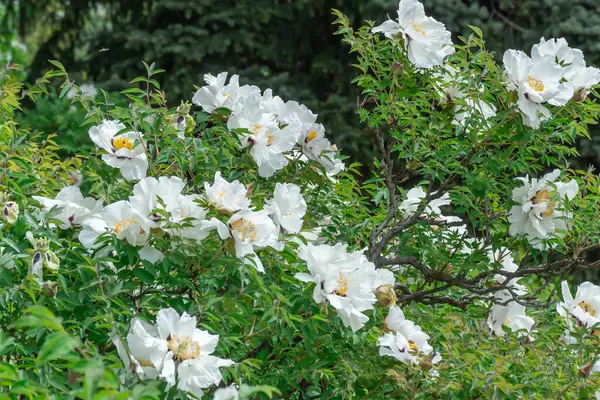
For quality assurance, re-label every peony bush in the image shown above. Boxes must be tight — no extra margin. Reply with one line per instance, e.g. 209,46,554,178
2,0,600,398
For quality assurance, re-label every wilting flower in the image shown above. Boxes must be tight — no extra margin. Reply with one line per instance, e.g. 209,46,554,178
125,308,234,398
372,0,454,69
264,183,307,234
295,243,378,331
508,169,578,249
227,209,283,272
88,120,148,181
1,196,19,225
204,171,250,214
33,186,103,229
379,306,440,366
557,281,600,340
79,201,150,249
26,232,60,282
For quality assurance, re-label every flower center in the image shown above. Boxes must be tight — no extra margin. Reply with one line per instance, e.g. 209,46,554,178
112,136,134,151
167,334,201,361
411,23,427,37
531,189,556,217
408,340,418,351
267,132,274,145
138,359,155,367
578,301,596,317
334,272,348,296
528,76,545,92
251,124,261,134
306,130,318,143
115,219,136,233
230,218,257,241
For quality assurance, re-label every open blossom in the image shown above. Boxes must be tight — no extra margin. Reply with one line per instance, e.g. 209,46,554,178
295,243,378,331
262,89,317,126
501,37,598,128
227,209,283,273
88,120,148,180
246,124,301,178
33,186,103,229
379,306,441,367
399,186,454,221
557,281,600,341
79,201,150,249
508,170,578,249
125,308,234,398
301,123,345,175
264,183,307,234
204,172,250,214
192,72,260,114
372,0,454,69
453,98,496,131
487,290,535,338
535,38,600,100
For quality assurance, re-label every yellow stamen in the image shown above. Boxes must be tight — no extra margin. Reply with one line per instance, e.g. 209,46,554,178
251,124,261,134
579,301,596,317
531,189,556,217
307,130,318,142
218,192,224,198
412,23,427,36
167,334,201,361
334,272,348,296
230,218,257,241
115,219,136,233
408,340,418,351
112,136,134,151
528,76,545,92
138,359,155,367
267,133,274,145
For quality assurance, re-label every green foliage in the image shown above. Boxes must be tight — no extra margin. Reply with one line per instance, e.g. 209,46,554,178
2,6,600,398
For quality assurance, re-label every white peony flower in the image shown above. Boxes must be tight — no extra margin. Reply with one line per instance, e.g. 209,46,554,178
508,169,578,249
66,83,97,100
33,186,103,229
227,209,283,272
502,38,583,129
535,38,600,99
399,187,453,220
213,386,239,400
264,183,307,234
453,98,496,131
129,176,186,227
262,89,317,125
296,243,378,331
88,120,148,181
125,308,234,398
192,72,260,114
557,281,600,337
487,290,535,338
79,200,150,249
379,306,437,365
301,123,345,175
204,172,250,214
372,0,454,69
246,124,301,178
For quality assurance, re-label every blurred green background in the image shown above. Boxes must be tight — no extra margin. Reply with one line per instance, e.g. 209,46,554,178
2,0,600,167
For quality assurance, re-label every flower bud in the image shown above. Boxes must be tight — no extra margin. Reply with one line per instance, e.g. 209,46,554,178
573,88,588,102
579,361,593,377
184,114,196,134
42,282,57,298
177,101,192,115
375,284,397,307
3,201,19,224
420,359,433,371
391,62,404,75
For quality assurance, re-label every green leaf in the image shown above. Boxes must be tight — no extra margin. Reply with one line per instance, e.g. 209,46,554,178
36,332,79,365
133,268,156,285
48,60,66,72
